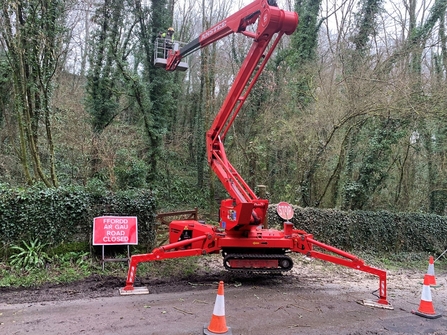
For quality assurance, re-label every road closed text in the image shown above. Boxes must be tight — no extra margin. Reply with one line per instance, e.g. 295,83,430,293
102,230,130,243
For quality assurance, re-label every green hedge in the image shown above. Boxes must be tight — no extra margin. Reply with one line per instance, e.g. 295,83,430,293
2,185,446,255
0,185,156,249
268,205,447,253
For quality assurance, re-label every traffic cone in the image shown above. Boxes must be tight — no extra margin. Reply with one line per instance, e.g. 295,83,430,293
203,281,232,335
412,274,441,319
426,256,437,286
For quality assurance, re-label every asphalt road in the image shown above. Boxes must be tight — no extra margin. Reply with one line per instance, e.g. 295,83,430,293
1,271,447,335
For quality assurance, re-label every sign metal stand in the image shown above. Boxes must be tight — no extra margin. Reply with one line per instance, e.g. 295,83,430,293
101,244,131,270
93,215,138,270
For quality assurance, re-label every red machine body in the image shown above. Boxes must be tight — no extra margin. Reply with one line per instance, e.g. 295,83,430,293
122,0,392,309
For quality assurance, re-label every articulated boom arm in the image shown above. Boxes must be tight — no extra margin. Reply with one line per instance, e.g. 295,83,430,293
166,0,297,71
122,2,392,309
167,0,298,230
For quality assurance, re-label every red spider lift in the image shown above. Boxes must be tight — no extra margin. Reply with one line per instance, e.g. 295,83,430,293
120,0,393,310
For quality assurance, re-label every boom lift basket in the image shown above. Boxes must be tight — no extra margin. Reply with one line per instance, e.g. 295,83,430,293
154,38,188,71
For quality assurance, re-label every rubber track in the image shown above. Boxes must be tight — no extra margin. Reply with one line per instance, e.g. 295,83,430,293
223,253,293,273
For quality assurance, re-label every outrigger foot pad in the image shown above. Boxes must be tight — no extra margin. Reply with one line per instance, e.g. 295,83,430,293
357,299,394,310
119,287,149,295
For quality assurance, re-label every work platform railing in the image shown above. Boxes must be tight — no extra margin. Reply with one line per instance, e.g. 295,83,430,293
154,38,188,71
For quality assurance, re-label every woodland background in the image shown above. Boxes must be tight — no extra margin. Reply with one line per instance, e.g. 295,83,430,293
1,0,447,219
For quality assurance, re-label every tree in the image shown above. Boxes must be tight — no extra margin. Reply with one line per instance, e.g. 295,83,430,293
143,0,176,182
0,0,70,187
0,52,10,130
84,0,123,177
85,0,122,136
286,0,322,111
85,0,178,183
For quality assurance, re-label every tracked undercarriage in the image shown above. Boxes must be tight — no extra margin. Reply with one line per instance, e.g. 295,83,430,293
223,249,293,273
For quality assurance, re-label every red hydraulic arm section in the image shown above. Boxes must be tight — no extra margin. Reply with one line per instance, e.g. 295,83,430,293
167,0,297,231
121,0,393,310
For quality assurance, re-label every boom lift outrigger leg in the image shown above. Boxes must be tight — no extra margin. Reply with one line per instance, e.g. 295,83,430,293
121,217,392,309
120,0,393,310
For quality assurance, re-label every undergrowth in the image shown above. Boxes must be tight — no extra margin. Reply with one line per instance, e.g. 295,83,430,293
0,251,95,287
0,251,202,288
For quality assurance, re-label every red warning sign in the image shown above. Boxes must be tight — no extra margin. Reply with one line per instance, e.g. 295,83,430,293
93,216,138,245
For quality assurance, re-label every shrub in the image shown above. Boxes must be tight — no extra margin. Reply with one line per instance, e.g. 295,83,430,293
0,185,157,251
9,239,49,270
268,205,447,253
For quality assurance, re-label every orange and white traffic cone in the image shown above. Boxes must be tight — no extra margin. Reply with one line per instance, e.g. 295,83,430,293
426,255,437,286
412,274,441,319
203,281,232,335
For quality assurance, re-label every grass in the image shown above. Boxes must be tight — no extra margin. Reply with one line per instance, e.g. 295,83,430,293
353,250,447,272
0,251,203,289
0,251,96,288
